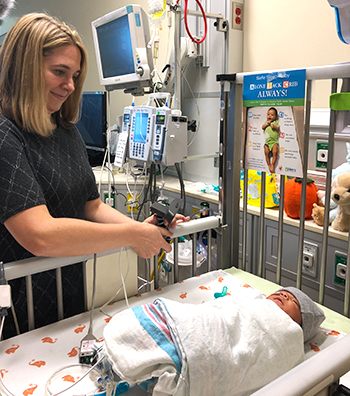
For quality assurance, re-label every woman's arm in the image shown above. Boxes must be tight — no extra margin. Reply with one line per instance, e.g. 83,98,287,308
4,201,173,259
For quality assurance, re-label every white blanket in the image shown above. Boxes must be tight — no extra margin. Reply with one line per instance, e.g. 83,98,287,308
103,289,304,396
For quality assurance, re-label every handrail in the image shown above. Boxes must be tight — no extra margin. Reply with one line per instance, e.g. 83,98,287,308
235,63,350,84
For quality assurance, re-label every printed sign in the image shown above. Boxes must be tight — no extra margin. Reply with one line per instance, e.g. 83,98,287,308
242,69,306,177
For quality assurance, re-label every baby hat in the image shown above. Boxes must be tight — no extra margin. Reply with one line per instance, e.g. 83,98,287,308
278,286,325,342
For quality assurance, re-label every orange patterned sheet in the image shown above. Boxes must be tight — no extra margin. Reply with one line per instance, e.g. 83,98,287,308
0,270,343,396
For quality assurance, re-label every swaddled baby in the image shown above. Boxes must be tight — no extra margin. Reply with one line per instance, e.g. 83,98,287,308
103,286,325,396
266,286,325,342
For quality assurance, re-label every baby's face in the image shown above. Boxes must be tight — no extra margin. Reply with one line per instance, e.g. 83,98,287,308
266,291,302,325
267,109,277,122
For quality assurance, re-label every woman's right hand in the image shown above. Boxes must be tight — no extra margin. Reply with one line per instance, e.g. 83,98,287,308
130,222,173,259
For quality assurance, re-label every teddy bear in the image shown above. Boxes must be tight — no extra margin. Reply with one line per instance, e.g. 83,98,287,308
330,172,350,231
312,172,350,231
312,142,350,228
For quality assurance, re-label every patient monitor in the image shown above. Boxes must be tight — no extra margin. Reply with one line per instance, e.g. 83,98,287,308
91,5,154,94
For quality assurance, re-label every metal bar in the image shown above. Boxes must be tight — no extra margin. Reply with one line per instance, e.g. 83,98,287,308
3,247,125,281
173,8,182,111
345,235,350,317
235,63,350,84
187,9,226,20
258,172,266,277
230,81,243,269
276,175,285,285
154,256,159,290
174,238,179,283
207,231,212,272
296,80,312,289
26,275,34,331
56,267,64,321
319,78,338,305
242,168,248,271
172,216,221,238
218,79,230,269
192,233,197,277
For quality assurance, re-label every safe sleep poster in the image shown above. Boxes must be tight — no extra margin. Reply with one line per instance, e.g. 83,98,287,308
242,69,306,177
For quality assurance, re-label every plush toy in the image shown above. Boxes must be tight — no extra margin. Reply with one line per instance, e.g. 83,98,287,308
311,203,326,226
284,177,318,219
330,172,350,231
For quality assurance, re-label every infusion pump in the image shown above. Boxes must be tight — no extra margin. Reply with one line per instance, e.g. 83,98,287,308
116,104,187,166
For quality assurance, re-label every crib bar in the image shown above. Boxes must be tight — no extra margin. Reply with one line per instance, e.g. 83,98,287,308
25,275,34,331
173,238,179,283
235,63,350,84
319,79,338,305
242,169,248,271
296,80,313,289
207,231,212,273
192,233,197,276
276,175,285,284
154,256,159,290
56,267,64,321
345,237,350,316
258,172,266,277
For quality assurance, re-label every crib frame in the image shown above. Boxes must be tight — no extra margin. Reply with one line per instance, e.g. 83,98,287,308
217,63,350,395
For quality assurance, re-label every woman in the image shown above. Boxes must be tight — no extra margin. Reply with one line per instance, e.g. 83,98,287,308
0,13,188,337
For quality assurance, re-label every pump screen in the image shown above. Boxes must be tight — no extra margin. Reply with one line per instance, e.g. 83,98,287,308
133,113,149,143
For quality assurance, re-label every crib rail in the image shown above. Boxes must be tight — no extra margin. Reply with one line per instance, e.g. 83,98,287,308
2,215,220,332
218,63,350,319
252,332,350,396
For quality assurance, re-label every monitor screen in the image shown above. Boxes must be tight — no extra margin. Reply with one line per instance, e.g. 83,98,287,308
75,91,107,166
96,14,135,78
91,5,154,92
133,112,149,143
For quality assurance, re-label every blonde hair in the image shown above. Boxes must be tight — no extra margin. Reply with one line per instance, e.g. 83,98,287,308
0,13,88,136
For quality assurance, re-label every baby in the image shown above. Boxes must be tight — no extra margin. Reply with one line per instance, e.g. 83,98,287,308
262,107,280,173
267,286,325,342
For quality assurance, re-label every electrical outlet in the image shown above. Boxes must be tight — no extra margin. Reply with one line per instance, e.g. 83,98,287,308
232,2,243,30
334,251,347,286
160,266,169,284
103,192,115,208
127,192,139,212
302,241,318,277
316,140,328,170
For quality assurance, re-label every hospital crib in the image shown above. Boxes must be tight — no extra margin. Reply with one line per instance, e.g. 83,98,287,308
2,63,350,395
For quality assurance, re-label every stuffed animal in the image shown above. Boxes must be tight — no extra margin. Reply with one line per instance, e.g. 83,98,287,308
330,172,350,231
284,177,318,219
311,203,326,226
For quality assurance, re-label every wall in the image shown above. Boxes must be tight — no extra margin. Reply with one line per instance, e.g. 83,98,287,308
3,1,345,181
242,0,350,108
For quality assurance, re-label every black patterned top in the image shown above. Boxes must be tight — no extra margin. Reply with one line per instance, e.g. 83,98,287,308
0,114,100,263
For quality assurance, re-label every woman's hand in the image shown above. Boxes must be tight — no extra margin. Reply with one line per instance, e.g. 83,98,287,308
144,213,190,229
130,221,173,258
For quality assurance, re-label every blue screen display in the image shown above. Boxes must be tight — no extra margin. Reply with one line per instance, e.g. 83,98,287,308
75,92,106,151
96,14,135,78
134,113,149,143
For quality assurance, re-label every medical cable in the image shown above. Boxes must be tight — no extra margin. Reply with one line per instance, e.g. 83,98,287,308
175,162,186,214
183,70,201,148
176,0,207,44
99,247,131,317
0,371,16,396
44,357,105,396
